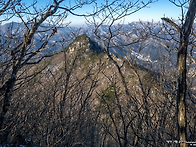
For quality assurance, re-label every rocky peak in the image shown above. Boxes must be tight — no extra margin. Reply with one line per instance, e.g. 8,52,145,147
68,34,103,54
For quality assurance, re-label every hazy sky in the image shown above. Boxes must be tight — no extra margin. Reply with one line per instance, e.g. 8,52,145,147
17,0,184,26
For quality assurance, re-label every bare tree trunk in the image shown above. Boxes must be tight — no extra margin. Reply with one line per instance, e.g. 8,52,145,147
177,1,196,147
0,75,16,143
177,32,188,147
162,1,196,146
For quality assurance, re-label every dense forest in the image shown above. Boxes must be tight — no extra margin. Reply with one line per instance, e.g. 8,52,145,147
0,0,196,147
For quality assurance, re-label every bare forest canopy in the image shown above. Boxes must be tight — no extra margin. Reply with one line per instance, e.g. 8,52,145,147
0,0,196,147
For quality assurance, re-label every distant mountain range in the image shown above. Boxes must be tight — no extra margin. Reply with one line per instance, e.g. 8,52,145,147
1,21,196,71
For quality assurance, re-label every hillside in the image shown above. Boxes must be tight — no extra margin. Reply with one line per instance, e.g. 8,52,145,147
36,33,158,98
5,33,186,147
0,0,196,145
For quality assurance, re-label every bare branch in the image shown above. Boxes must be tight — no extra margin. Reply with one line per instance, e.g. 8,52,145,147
161,17,181,32
0,0,12,15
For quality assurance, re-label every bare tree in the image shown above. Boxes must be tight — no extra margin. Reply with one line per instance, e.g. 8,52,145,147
84,1,179,147
7,30,106,146
0,0,108,144
161,1,196,146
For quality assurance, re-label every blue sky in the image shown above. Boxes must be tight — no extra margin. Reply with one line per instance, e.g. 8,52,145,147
124,0,182,22
64,0,183,26
13,0,185,26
